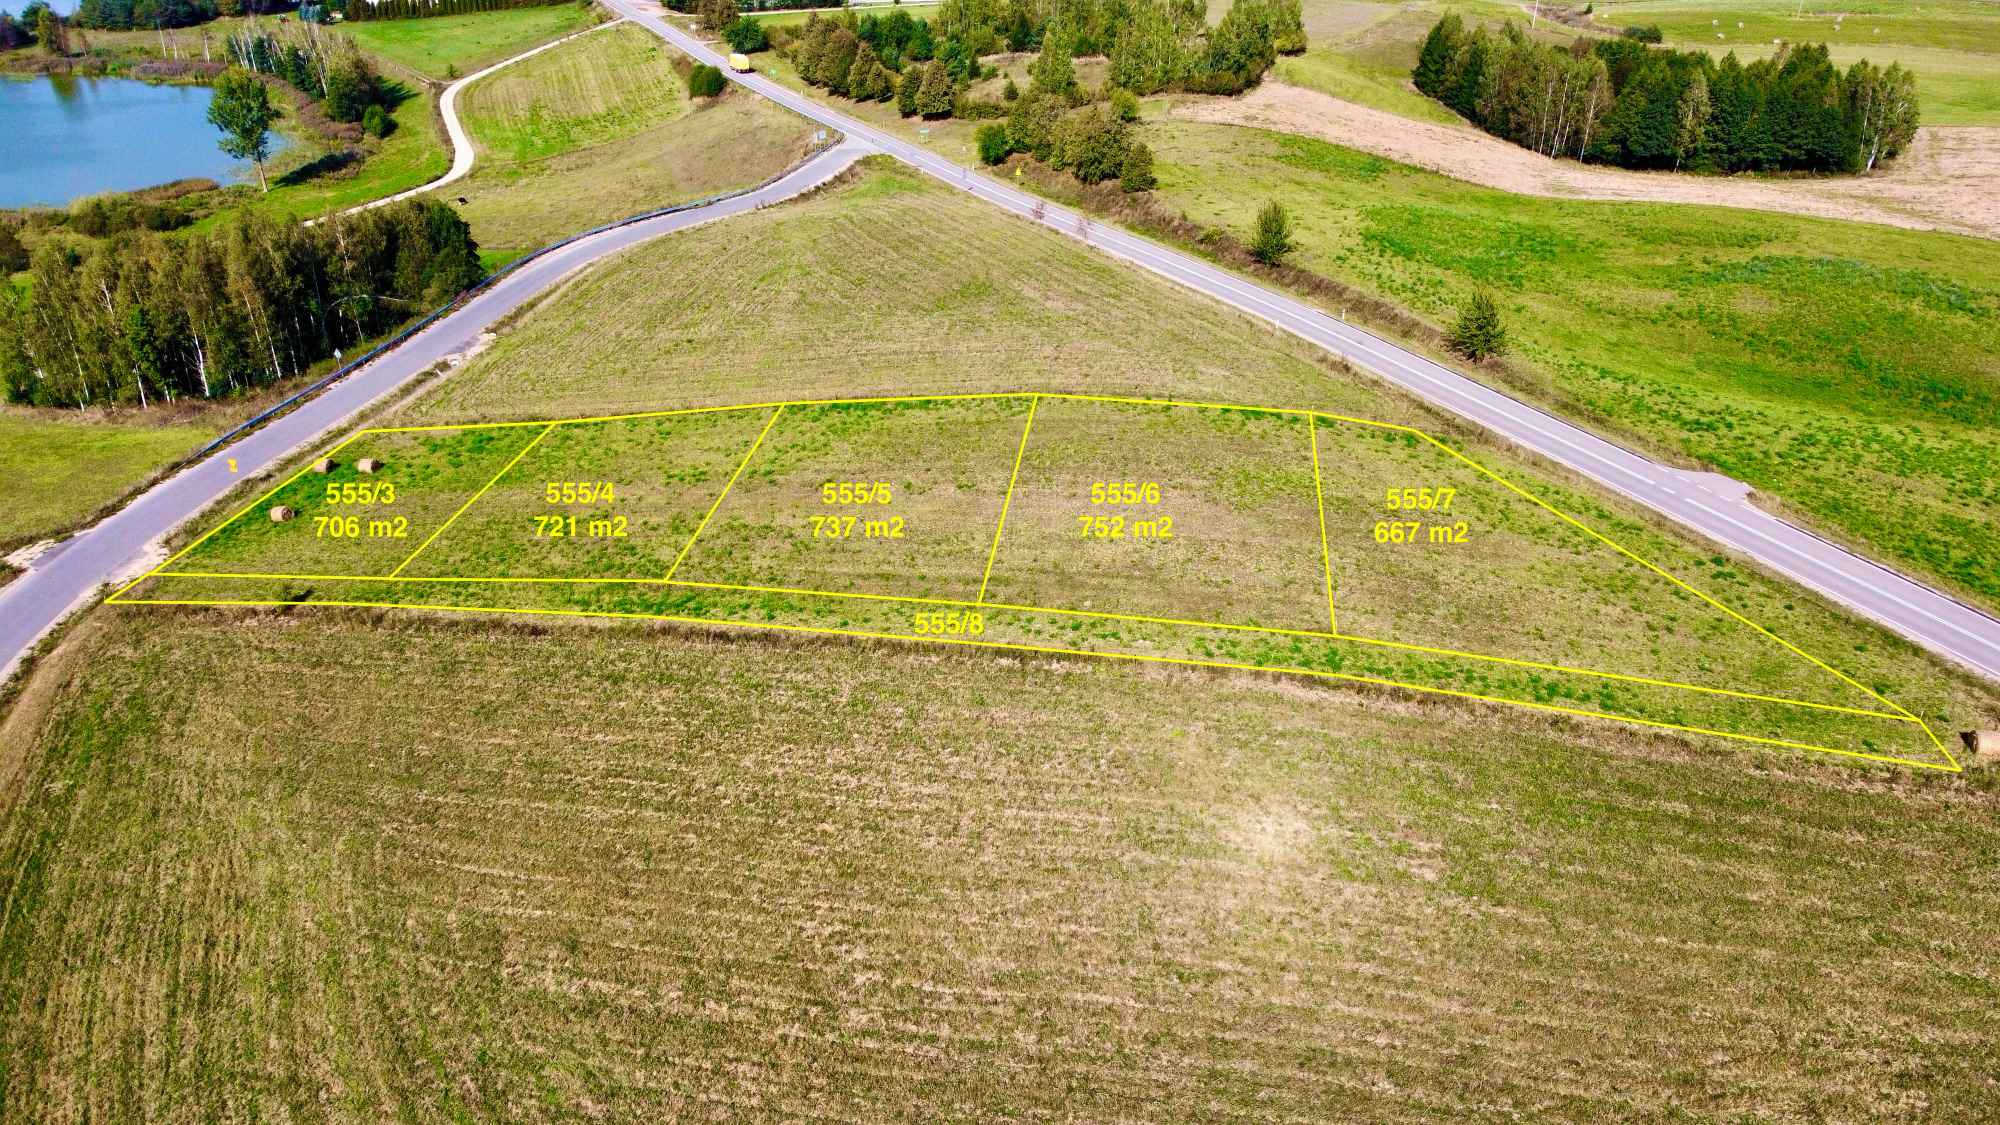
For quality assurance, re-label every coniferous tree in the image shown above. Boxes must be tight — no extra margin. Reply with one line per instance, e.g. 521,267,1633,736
1447,291,1506,360
1250,200,1293,265
915,56,953,117
1412,12,1461,97
1028,22,1074,96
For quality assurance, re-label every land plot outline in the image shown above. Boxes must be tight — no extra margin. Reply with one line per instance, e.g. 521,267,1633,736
112,391,1963,772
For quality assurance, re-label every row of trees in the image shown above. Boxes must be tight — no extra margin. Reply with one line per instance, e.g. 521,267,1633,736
0,200,484,409
70,0,215,31
1413,16,1919,173
345,0,577,21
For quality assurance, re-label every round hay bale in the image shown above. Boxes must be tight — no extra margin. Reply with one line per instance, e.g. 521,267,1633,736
311,458,335,473
356,457,384,474
269,505,297,522
1962,730,2000,762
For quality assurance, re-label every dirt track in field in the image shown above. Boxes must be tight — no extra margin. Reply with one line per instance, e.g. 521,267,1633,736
1171,81,2000,241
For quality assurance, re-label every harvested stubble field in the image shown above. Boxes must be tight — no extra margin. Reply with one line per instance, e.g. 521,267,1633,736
453,23,820,254
8,160,2000,1120
3,610,2000,1120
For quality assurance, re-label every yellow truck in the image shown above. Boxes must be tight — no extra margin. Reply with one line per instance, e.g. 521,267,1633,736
727,52,752,73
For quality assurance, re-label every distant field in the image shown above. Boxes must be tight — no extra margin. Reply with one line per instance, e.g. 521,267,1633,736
749,1,940,27
453,23,818,253
1270,0,2000,126
1582,0,2000,125
343,4,604,80
0,409,218,546
1136,122,2000,609
1588,0,2000,54
458,23,681,163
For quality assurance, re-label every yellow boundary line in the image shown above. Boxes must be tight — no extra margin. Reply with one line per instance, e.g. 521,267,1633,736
111,391,1959,771
663,406,783,583
1404,430,1962,771
106,428,377,603
389,423,556,578
133,570,1918,724
1309,414,1337,633
978,394,1039,604
105,593,1958,772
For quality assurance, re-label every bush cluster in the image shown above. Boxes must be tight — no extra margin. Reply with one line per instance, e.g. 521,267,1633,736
687,62,726,97
225,23,392,128
982,93,1154,192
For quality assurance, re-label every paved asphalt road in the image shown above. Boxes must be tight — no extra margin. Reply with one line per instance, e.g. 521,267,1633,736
4,6,1996,701
601,0,2000,688
0,139,872,683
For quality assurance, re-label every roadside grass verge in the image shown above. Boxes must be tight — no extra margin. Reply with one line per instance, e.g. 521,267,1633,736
0,408,220,547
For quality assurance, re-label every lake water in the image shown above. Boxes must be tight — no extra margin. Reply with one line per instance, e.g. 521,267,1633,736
0,75,265,208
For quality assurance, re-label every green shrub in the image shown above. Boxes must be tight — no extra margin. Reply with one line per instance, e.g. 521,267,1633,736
1447,291,1508,360
1119,140,1155,192
721,16,767,52
1049,104,1129,184
976,122,1012,164
1250,200,1293,264
688,63,727,97
361,104,390,138
1108,86,1138,122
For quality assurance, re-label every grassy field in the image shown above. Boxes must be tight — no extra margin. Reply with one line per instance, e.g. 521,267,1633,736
748,2,940,28
452,23,818,253
343,3,604,80
0,409,220,546
1129,122,2000,610
186,82,450,228
723,49,2000,612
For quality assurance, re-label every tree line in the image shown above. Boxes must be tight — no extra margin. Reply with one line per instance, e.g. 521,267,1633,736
1414,16,1919,173
0,200,484,409
344,0,576,22
783,0,1302,112
224,20,391,125
0,3,59,50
